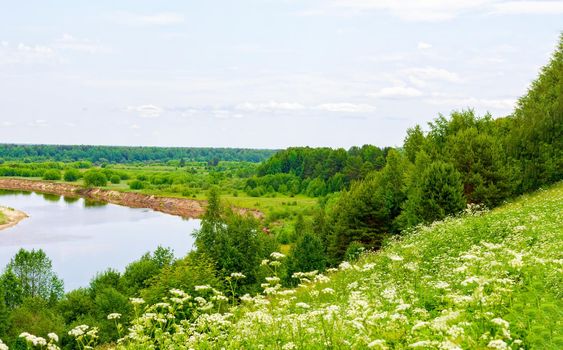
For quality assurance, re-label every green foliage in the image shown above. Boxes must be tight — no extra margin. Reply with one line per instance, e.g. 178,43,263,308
285,231,326,284
109,175,121,184
508,33,563,192
0,145,275,163
141,252,220,304
128,180,145,190
42,169,61,181
194,189,275,292
82,170,107,187
4,249,64,303
63,168,81,182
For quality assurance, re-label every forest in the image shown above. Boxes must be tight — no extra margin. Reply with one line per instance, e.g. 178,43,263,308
0,35,560,350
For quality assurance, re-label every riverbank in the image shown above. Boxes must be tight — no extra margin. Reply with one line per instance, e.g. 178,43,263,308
0,205,28,231
0,178,263,219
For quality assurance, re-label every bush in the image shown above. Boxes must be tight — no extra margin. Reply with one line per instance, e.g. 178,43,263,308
42,169,61,181
63,168,81,182
110,175,121,184
83,170,107,187
129,180,145,190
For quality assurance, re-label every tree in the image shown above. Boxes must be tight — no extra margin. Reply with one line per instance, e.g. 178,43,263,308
42,169,61,181
6,249,64,303
83,170,107,187
508,33,563,192
63,168,81,182
403,161,466,225
0,268,23,308
286,232,326,284
193,189,274,292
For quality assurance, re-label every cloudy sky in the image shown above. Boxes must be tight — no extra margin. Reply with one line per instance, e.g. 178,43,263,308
0,1,561,149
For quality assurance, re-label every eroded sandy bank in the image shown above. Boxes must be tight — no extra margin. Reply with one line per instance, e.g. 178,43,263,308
0,178,263,220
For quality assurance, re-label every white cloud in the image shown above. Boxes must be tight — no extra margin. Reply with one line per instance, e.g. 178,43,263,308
369,86,423,98
0,121,15,128
235,101,306,113
314,103,376,113
306,1,563,21
55,34,108,54
425,96,516,110
491,1,563,14
27,119,48,127
329,0,492,21
0,41,58,64
417,42,432,50
126,104,163,118
110,12,185,26
402,67,461,86
130,124,140,129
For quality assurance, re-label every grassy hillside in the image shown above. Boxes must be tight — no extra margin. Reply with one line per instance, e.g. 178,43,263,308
105,182,562,349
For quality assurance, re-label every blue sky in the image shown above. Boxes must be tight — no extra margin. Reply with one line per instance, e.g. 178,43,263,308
0,1,561,148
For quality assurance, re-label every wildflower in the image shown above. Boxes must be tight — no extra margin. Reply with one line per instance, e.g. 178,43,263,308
0,339,8,350
107,313,122,320
195,285,211,291
265,276,280,283
388,254,404,261
434,281,450,289
487,339,508,349
260,259,270,266
270,252,285,260
490,318,509,329
68,325,89,337
129,297,145,305
339,261,352,270
367,339,387,348
282,342,296,350
169,288,188,297
48,333,59,342
321,287,335,294
230,272,246,279
296,302,310,309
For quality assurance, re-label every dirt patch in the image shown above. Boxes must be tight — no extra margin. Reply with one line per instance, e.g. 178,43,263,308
0,178,263,220
0,206,28,231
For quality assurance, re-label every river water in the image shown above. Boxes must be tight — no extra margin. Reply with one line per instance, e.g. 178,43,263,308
0,190,198,290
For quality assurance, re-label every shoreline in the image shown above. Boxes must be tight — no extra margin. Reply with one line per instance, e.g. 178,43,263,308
0,178,263,220
0,206,28,231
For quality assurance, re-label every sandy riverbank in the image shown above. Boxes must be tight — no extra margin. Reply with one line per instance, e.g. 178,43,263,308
0,178,263,219
0,206,28,231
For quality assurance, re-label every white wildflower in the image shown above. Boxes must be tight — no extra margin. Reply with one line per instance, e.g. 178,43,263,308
487,339,508,349
107,313,121,320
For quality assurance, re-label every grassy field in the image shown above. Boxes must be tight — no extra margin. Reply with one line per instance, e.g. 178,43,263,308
104,182,562,349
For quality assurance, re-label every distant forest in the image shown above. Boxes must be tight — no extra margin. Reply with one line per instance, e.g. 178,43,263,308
0,144,277,163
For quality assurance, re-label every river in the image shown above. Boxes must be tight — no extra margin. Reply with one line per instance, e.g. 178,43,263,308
0,190,198,290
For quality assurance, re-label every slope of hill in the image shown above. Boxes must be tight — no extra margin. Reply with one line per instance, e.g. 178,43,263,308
110,182,562,349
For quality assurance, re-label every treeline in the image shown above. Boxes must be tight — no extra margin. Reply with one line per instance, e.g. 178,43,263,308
318,35,562,261
0,145,276,164
246,145,389,196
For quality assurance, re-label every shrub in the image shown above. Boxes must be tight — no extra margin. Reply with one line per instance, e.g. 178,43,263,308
63,168,81,182
110,175,121,184
129,180,145,190
42,169,61,181
83,170,107,187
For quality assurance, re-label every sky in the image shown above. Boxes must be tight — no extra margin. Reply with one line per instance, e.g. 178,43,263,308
0,1,561,149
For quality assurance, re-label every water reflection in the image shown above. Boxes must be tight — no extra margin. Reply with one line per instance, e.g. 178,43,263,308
0,190,198,290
